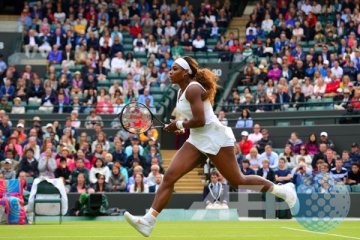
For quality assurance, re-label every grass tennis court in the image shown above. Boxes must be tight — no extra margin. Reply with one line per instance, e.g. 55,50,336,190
1,220,360,240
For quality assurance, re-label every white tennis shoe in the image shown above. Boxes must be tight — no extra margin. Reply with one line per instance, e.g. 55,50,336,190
124,211,155,237
273,182,300,216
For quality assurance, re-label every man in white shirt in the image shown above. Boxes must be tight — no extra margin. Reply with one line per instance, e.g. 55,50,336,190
24,29,39,58
301,0,312,15
111,51,126,73
192,35,206,52
331,61,343,79
38,28,52,58
248,124,263,145
311,0,321,15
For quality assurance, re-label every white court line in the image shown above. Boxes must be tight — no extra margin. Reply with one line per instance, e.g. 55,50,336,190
282,227,360,240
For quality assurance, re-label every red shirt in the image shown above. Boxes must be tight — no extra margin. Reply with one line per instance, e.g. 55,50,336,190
239,140,253,155
351,98,360,109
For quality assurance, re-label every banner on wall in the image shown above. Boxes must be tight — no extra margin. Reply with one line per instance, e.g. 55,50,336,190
203,62,231,86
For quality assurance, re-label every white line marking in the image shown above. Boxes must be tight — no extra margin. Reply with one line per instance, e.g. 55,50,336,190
282,227,360,240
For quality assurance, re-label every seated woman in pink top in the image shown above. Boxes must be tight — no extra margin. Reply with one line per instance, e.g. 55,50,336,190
56,146,76,172
96,95,114,114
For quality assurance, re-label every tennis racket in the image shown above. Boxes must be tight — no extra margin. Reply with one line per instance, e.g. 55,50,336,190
119,102,166,134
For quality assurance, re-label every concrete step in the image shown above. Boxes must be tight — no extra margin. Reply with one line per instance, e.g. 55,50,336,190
174,186,204,192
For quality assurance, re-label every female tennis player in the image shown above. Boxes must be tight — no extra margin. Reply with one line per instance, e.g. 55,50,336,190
124,57,298,237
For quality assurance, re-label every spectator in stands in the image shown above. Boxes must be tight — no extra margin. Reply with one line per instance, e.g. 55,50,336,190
256,129,273,154
235,109,253,128
324,148,336,169
291,85,305,109
319,132,335,149
330,158,348,185
112,141,127,165
248,124,262,144
96,95,114,114
0,79,15,101
27,76,45,103
11,97,25,114
23,29,39,58
92,173,111,193
192,35,206,52
257,159,275,182
89,158,111,184
240,159,255,175
304,133,319,156
147,164,164,187
38,27,52,58
217,111,228,126
149,174,163,193
129,173,149,193
126,144,146,169
292,161,313,192
18,148,38,178
70,158,90,186
246,147,261,172
0,96,11,113
347,163,360,186
287,132,303,155
0,159,15,180
85,109,103,129
279,146,296,170
239,131,253,156
70,173,90,193
91,132,110,153
260,145,279,170
48,45,62,64
38,147,56,178
275,158,291,184
110,51,126,73
138,88,154,106
350,143,360,163
109,165,127,192
53,93,70,114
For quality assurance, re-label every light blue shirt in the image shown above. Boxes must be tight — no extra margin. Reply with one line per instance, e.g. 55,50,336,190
235,118,253,128
260,151,279,170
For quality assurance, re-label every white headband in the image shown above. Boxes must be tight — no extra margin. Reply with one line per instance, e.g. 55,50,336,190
174,58,192,74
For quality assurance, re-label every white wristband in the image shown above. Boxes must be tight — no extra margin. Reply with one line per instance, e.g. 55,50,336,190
176,120,184,130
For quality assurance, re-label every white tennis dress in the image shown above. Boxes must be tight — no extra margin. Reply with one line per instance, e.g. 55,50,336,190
176,81,236,155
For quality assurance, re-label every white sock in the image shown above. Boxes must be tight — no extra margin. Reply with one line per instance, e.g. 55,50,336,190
143,208,157,223
271,184,286,199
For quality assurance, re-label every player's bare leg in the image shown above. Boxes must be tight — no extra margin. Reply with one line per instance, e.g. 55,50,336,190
124,142,207,237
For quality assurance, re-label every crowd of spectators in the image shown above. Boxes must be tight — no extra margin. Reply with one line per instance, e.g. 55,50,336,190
0,0,234,194
223,0,360,113
0,109,166,193
211,119,360,192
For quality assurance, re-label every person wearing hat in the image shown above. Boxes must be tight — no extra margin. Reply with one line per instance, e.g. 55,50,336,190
56,146,76,172
334,87,349,110
5,133,23,158
0,158,16,180
125,135,144,157
15,122,26,143
319,132,335,149
256,158,275,182
350,143,360,163
239,131,253,155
